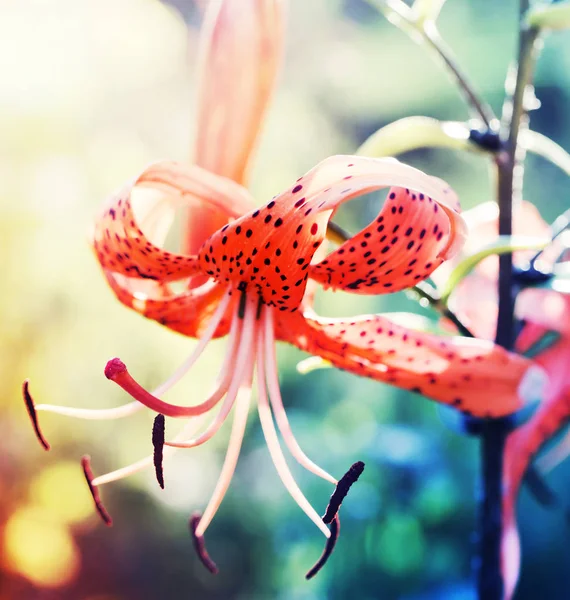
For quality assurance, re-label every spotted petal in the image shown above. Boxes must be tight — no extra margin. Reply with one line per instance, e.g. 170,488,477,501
93,161,255,282
198,155,467,312
94,161,254,338
105,273,234,339
276,309,543,417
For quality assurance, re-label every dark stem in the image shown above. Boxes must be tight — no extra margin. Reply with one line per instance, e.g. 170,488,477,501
476,3,540,599
422,24,496,129
412,282,475,338
477,422,507,600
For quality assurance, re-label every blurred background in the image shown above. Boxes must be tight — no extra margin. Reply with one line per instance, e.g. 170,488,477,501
1,0,570,598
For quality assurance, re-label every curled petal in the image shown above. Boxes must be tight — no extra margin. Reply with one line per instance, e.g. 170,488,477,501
198,155,466,311
277,310,544,418
310,184,456,294
104,272,233,339
93,161,255,283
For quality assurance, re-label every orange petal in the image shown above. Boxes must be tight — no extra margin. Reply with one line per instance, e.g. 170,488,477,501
93,161,255,283
502,331,570,599
310,185,456,294
185,0,285,253
516,288,570,335
197,156,466,312
104,272,233,339
447,272,498,340
276,309,543,418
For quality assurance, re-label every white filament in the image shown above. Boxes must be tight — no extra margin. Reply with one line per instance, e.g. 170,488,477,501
194,297,258,537
165,295,256,449
256,323,331,538
264,310,337,485
35,287,234,420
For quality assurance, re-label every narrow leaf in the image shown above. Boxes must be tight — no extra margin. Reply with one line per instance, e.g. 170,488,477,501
526,2,570,31
440,236,549,303
357,117,480,158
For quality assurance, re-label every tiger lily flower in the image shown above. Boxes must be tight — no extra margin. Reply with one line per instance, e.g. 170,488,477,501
502,290,570,600
26,154,543,545
431,200,565,598
22,0,543,576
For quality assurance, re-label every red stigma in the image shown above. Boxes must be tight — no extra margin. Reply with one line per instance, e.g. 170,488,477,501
104,358,127,380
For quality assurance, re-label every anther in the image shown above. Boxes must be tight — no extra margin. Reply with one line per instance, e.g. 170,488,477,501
305,515,340,580
189,512,219,574
81,455,113,526
237,288,248,319
322,461,365,524
22,380,50,451
256,295,264,320
152,414,165,489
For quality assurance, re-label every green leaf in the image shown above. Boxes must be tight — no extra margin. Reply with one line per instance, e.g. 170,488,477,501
521,129,570,177
526,2,570,30
357,117,481,158
439,236,549,303
412,0,447,25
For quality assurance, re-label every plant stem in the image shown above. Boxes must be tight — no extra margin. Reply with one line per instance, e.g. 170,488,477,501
477,3,540,599
422,23,496,129
412,282,474,337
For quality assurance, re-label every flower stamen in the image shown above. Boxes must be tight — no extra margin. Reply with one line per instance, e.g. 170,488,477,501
152,414,166,489
82,455,113,526
264,311,337,485
105,288,235,418
22,380,50,451
256,324,331,538
25,290,234,427
165,296,256,450
192,296,257,537
305,515,340,580
189,512,219,574
322,461,365,524
91,416,206,487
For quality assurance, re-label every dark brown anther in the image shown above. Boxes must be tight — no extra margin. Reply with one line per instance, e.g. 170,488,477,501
255,295,264,320
81,455,113,526
237,287,248,319
152,414,165,489
305,515,340,580
189,512,219,574
22,380,50,451
322,461,365,524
